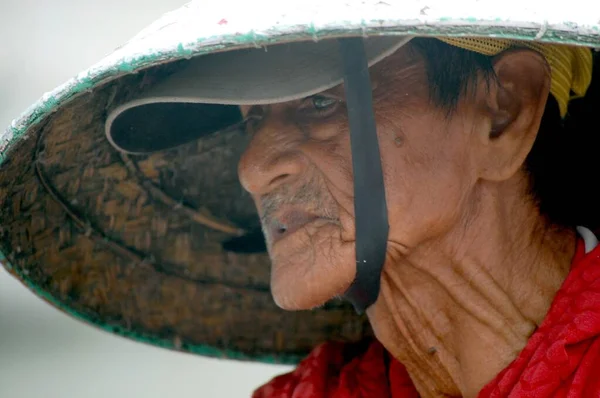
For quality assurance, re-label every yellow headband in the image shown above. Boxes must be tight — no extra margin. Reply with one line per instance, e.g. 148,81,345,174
438,37,593,117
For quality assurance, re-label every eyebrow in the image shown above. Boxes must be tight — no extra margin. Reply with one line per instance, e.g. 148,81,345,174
329,78,381,98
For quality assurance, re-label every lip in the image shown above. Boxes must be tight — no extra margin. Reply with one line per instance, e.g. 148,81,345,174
265,209,320,247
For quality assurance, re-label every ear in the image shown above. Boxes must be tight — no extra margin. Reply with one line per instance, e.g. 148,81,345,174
476,48,551,182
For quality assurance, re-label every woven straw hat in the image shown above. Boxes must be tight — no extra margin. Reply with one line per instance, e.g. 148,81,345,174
1,0,599,364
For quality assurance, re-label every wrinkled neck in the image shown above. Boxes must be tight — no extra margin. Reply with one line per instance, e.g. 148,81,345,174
367,178,577,397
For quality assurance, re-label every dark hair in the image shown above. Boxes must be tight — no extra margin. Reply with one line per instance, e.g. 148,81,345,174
410,37,600,230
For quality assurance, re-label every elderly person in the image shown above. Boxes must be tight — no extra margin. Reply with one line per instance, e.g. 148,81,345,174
242,37,600,397
1,2,599,398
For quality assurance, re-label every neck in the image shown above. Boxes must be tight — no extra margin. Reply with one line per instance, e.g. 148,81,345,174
367,179,576,397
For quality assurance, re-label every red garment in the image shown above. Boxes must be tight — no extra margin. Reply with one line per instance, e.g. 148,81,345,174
254,240,600,397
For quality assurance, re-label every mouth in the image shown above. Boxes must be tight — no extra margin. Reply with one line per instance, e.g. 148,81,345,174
264,209,321,247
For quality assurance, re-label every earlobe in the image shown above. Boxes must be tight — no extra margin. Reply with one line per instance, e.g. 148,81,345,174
477,48,551,182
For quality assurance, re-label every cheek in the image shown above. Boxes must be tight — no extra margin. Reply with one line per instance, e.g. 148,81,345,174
381,127,474,246
302,129,356,222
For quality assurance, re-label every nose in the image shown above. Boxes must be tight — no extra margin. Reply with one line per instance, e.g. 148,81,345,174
238,106,308,196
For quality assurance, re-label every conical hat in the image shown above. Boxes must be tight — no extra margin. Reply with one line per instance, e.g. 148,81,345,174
1,0,599,364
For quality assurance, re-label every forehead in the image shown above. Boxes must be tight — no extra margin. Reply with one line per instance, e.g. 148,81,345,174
369,43,426,82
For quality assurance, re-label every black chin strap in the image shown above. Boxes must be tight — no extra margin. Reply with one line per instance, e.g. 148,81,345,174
338,38,390,314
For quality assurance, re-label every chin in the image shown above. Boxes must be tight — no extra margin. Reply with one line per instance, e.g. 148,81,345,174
270,258,355,311
270,268,323,310
267,221,356,310
271,287,336,311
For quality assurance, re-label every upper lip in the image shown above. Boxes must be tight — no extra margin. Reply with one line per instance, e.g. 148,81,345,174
264,208,320,246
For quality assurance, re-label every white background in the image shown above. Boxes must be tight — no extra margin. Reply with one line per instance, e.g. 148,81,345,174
0,1,293,396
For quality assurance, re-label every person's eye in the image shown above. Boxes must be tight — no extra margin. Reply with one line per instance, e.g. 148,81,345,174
298,95,342,119
311,95,339,110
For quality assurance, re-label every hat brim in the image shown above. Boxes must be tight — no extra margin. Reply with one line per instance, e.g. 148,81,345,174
105,36,410,154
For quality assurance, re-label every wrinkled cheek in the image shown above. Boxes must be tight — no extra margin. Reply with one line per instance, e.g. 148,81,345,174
269,224,356,310
386,167,465,248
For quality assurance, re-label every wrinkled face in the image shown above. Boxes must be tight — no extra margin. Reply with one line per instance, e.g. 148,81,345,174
238,44,484,310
